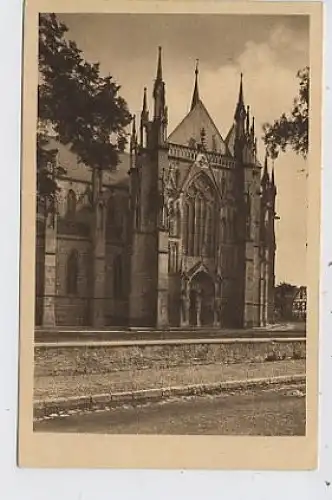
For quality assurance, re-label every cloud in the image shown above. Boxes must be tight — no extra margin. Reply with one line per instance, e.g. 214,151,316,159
166,23,309,286
269,24,308,55
129,23,308,286
195,24,306,143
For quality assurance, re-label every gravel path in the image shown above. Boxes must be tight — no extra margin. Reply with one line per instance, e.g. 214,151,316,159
34,385,306,436
34,359,305,401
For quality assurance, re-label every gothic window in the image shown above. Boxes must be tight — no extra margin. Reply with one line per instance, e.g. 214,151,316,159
188,198,195,256
113,254,124,299
205,204,215,257
169,202,180,237
183,202,189,254
184,173,217,257
66,249,79,295
67,189,76,217
168,242,178,273
176,206,181,236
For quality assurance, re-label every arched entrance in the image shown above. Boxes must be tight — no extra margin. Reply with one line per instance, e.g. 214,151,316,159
188,271,215,326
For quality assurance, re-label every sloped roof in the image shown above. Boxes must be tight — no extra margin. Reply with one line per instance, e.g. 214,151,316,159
168,99,228,155
45,138,130,188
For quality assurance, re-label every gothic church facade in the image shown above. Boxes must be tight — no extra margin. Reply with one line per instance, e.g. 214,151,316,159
35,48,276,329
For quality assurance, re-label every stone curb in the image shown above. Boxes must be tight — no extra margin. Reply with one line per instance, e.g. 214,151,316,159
34,337,306,348
33,374,305,419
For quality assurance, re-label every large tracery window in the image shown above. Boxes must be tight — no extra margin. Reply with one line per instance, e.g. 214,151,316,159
169,202,180,238
183,173,217,258
168,242,178,273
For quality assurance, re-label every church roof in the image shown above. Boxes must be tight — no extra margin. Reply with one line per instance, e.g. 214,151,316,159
167,99,229,155
46,138,130,189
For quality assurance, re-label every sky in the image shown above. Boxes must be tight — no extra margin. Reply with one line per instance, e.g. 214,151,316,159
58,13,309,286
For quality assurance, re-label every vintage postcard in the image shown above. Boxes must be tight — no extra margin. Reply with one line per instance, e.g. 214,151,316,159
18,0,322,469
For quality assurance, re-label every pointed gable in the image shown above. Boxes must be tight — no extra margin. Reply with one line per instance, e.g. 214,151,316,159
168,100,228,155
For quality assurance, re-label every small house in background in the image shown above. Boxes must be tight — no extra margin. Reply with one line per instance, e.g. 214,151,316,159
292,286,307,321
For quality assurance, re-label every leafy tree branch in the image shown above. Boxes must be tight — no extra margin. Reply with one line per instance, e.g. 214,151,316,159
37,13,132,207
263,67,309,160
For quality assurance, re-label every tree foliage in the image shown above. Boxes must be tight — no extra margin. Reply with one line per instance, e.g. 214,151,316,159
37,13,132,205
263,67,309,160
274,282,298,321
36,125,66,210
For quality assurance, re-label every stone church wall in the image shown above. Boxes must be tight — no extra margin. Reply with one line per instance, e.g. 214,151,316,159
104,243,129,326
129,232,158,326
55,236,91,326
168,274,181,326
35,233,45,326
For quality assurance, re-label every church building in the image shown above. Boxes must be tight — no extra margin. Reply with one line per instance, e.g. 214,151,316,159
35,47,277,329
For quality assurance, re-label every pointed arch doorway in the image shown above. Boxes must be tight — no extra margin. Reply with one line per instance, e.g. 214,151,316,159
188,270,215,327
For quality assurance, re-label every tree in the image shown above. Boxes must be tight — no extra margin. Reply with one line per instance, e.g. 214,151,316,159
38,13,132,208
263,66,309,160
36,121,66,211
274,282,298,321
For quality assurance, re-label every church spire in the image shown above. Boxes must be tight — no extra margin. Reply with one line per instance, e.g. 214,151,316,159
140,87,149,146
141,87,148,118
191,59,200,110
246,105,250,134
262,151,270,186
153,46,166,120
130,114,137,149
251,116,255,138
234,73,247,146
234,72,246,121
130,115,138,170
156,45,163,81
239,72,244,102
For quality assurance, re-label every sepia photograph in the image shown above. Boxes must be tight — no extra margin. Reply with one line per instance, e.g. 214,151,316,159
18,0,322,470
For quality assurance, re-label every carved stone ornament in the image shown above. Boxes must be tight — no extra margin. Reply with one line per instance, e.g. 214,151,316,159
164,162,180,197
194,152,209,169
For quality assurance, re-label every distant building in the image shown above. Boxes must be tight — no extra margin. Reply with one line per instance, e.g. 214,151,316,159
35,48,276,329
292,286,307,321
